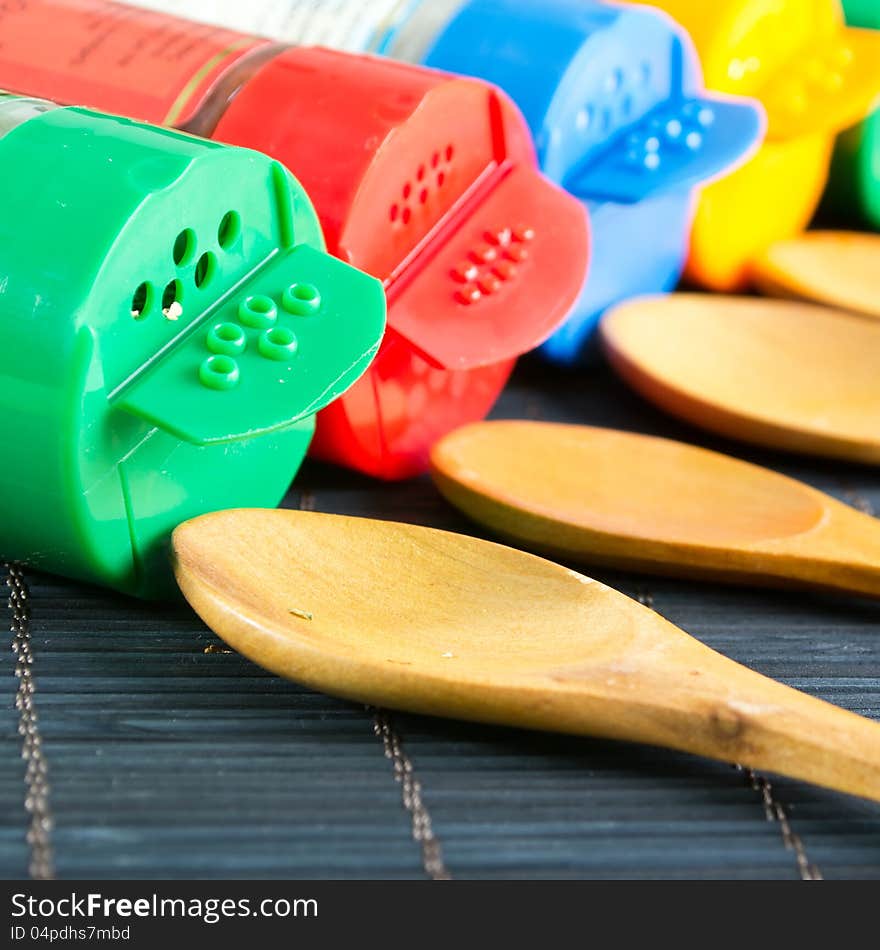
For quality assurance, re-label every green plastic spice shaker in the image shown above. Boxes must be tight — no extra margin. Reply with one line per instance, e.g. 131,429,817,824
827,0,880,227
0,94,386,597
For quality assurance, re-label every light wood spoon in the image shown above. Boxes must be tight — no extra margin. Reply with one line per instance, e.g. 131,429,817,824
601,294,880,464
430,421,880,598
753,231,880,319
172,508,880,803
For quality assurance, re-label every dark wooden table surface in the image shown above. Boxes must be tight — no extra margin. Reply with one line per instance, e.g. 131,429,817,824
3,359,879,880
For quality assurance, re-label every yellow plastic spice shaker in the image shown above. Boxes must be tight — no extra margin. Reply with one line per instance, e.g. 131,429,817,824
638,0,880,290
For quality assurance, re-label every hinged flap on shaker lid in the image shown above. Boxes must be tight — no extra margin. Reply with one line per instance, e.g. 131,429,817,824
760,28,880,140
115,245,386,445
409,0,764,208
566,95,766,203
335,76,590,372
385,163,590,371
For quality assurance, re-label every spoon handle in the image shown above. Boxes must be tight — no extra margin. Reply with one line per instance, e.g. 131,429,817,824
553,635,880,802
696,672,880,802
769,500,880,599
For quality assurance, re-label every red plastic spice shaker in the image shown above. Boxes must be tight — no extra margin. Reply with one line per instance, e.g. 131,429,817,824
0,1,590,479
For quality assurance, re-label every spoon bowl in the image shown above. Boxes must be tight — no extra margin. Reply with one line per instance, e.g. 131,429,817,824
754,231,880,319
600,294,880,464
430,421,880,598
173,509,880,803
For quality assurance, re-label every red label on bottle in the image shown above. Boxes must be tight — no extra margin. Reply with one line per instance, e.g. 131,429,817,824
0,0,264,125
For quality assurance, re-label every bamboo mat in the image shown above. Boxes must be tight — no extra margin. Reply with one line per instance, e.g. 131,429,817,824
2,361,879,880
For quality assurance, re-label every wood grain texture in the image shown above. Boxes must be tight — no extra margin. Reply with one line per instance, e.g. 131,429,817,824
173,509,880,804
754,231,880,318
430,421,880,597
601,294,880,463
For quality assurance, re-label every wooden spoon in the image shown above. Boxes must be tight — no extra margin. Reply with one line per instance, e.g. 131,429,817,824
172,508,880,803
430,421,880,598
753,231,880,319
600,294,880,464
